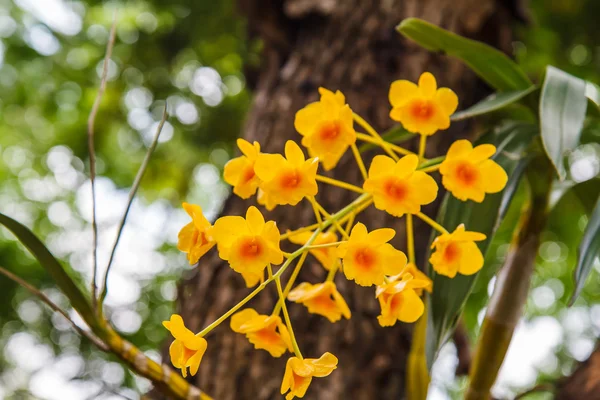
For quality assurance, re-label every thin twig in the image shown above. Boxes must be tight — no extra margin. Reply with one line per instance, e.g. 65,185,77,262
98,105,168,308
0,266,108,351
88,15,118,310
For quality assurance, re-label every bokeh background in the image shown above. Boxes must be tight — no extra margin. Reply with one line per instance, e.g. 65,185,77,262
0,0,598,399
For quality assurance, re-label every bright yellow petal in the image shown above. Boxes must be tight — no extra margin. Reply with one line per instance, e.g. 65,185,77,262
367,228,395,244
410,171,438,205
255,153,287,182
230,308,260,332
285,141,306,166
471,144,496,162
396,290,424,322
237,138,255,158
389,80,419,107
177,222,196,253
332,288,351,319
435,88,458,115
294,102,323,136
393,154,419,177
246,206,265,234
349,222,369,241
457,241,484,275
446,140,473,161
418,72,437,97
169,340,184,369
480,159,508,193
186,336,208,376
212,216,248,246
310,352,338,377
367,155,397,178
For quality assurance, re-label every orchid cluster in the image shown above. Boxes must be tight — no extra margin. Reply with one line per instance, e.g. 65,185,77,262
163,72,508,399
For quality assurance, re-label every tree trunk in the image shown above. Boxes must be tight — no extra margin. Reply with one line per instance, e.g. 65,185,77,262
169,1,518,399
557,344,600,400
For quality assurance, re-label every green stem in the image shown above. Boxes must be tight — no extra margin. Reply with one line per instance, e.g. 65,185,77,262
273,251,308,315
466,161,551,400
199,193,371,337
272,265,303,359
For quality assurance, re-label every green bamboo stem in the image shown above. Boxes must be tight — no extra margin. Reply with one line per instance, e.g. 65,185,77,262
465,162,551,400
406,305,430,400
96,321,212,400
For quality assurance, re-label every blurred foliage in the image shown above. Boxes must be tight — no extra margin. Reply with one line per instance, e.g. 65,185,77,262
0,0,598,399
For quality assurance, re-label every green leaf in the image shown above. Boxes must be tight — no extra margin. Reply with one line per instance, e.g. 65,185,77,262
0,212,97,327
397,18,532,91
540,66,587,180
586,81,600,109
569,198,600,305
359,124,414,153
452,86,537,121
572,178,600,214
425,122,538,368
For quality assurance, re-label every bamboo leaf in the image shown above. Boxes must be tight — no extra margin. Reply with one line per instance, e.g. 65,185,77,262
452,86,537,121
586,81,600,109
0,212,96,327
569,197,600,305
425,122,538,368
397,18,532,91
540,66,587,180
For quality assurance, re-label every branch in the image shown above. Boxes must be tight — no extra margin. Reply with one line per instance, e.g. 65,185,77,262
0,266,108,351
88,14,117,309
98,105,168,310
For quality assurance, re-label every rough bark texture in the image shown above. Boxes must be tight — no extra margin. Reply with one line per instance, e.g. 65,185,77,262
557,344,600,400
168,1,518,399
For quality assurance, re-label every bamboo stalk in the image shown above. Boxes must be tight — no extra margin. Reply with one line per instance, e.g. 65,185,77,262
465,162,551,400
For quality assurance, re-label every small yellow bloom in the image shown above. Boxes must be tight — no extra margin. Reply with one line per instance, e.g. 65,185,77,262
336,223,407,286
281,352,338,400
224,139,261,199
257,188,277,211
440,139,508,202
230,308,293,357
389,72,458,136
255,141,319,207
289,230,339,270
430,224,486,278
212,206,283,287
400,263,432,296
363,154,438,217
162,314,207,377
294,87,356,170
375,272,430,326
288,282,350,323
177,203,215,264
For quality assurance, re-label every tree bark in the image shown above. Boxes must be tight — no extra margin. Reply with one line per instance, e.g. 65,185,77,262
168,1,518,399
557,344,600,400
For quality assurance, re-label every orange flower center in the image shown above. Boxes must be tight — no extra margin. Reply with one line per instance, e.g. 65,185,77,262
317,121,341,141
182,345,196,364
354,247,376,270
191,229,209,247
242,165,256,184
255,327,281,345
239,237,264,260
311,293,335,311
409,99,435,121
292,372,309,390
455,162,478,186
443,242,461,263
390,293,403,312
280,170,302,189
384,179,408,201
